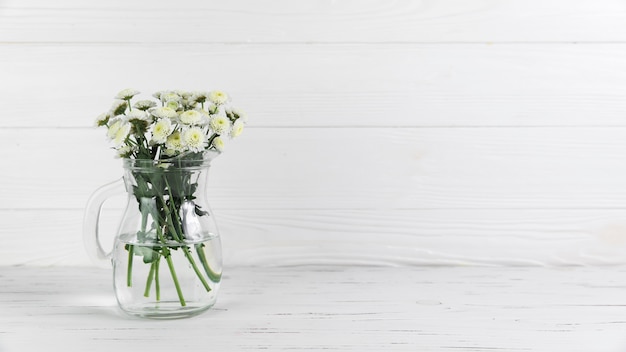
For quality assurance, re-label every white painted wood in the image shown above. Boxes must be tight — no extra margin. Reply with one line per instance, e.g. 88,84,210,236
5,209,626,267
1,266,625,351
2,127,626,210
5,126,626,265
1,0,626,267
2,44,626,127
3,0,626,43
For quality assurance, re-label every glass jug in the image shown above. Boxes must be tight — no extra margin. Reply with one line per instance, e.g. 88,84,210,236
84,151,222,319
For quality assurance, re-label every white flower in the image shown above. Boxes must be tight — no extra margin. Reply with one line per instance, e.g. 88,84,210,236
115,88,140,100
179,110,207,125
115,144,136,158
161,92,181,103
176,90,192,100
113,122,131,147
106,119,122,140
163,148,179,157
190,91,209,104
180,92,197,109
230,108,247,123
134,100,157,111
126,109,149,121
207,104,226,117
109,100,127,116
150,119,173,144
209,90,229,105
150,107,178,120
230,119,245,138
95,112,110,127
152,91,167,100
209,115,231,134
166,100,179,110
99,88,245,159
164,131,185,155
181,99,197,110
182,127,207,152
211,136,225,152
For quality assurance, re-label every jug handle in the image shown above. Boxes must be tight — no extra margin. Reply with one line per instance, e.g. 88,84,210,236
83,178,125,268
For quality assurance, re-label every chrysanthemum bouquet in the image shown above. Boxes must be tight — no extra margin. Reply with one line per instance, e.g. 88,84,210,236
96,88,246,158
94,89,246,309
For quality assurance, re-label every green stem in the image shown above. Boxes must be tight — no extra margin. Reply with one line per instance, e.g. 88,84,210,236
164,248,185,306
143,261,156,297
156,225,185,306
196,244,222,282
134,197,151,290
155,256,161,301
161,180,184,242
207,133,219,150
161,180,213,291
161,199,211,291
126,245,134,287
163,207,182,242
183,246,211,292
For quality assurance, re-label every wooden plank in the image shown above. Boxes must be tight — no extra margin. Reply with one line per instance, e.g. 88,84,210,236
3,0,626,43
3,127,626,210
1,266,625,351
3,208,626,267
2,44,626,127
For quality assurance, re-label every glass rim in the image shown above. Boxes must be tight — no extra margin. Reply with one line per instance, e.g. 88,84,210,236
121,150,220,170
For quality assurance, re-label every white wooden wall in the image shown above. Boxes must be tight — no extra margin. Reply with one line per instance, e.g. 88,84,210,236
3,0,626,267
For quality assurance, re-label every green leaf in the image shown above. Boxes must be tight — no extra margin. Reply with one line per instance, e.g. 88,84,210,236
194,204,209,217
134,246,160,264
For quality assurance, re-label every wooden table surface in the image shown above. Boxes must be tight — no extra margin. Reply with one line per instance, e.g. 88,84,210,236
1,266,625,351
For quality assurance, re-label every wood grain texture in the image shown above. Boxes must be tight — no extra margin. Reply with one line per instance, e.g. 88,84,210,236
2,0,626,267
1,266,625,351
2,43,626,127
3,0,626,43
4,208,626,267
2,127,626,210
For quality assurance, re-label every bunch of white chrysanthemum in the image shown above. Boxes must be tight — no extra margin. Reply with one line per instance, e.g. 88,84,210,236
96,88,247,159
